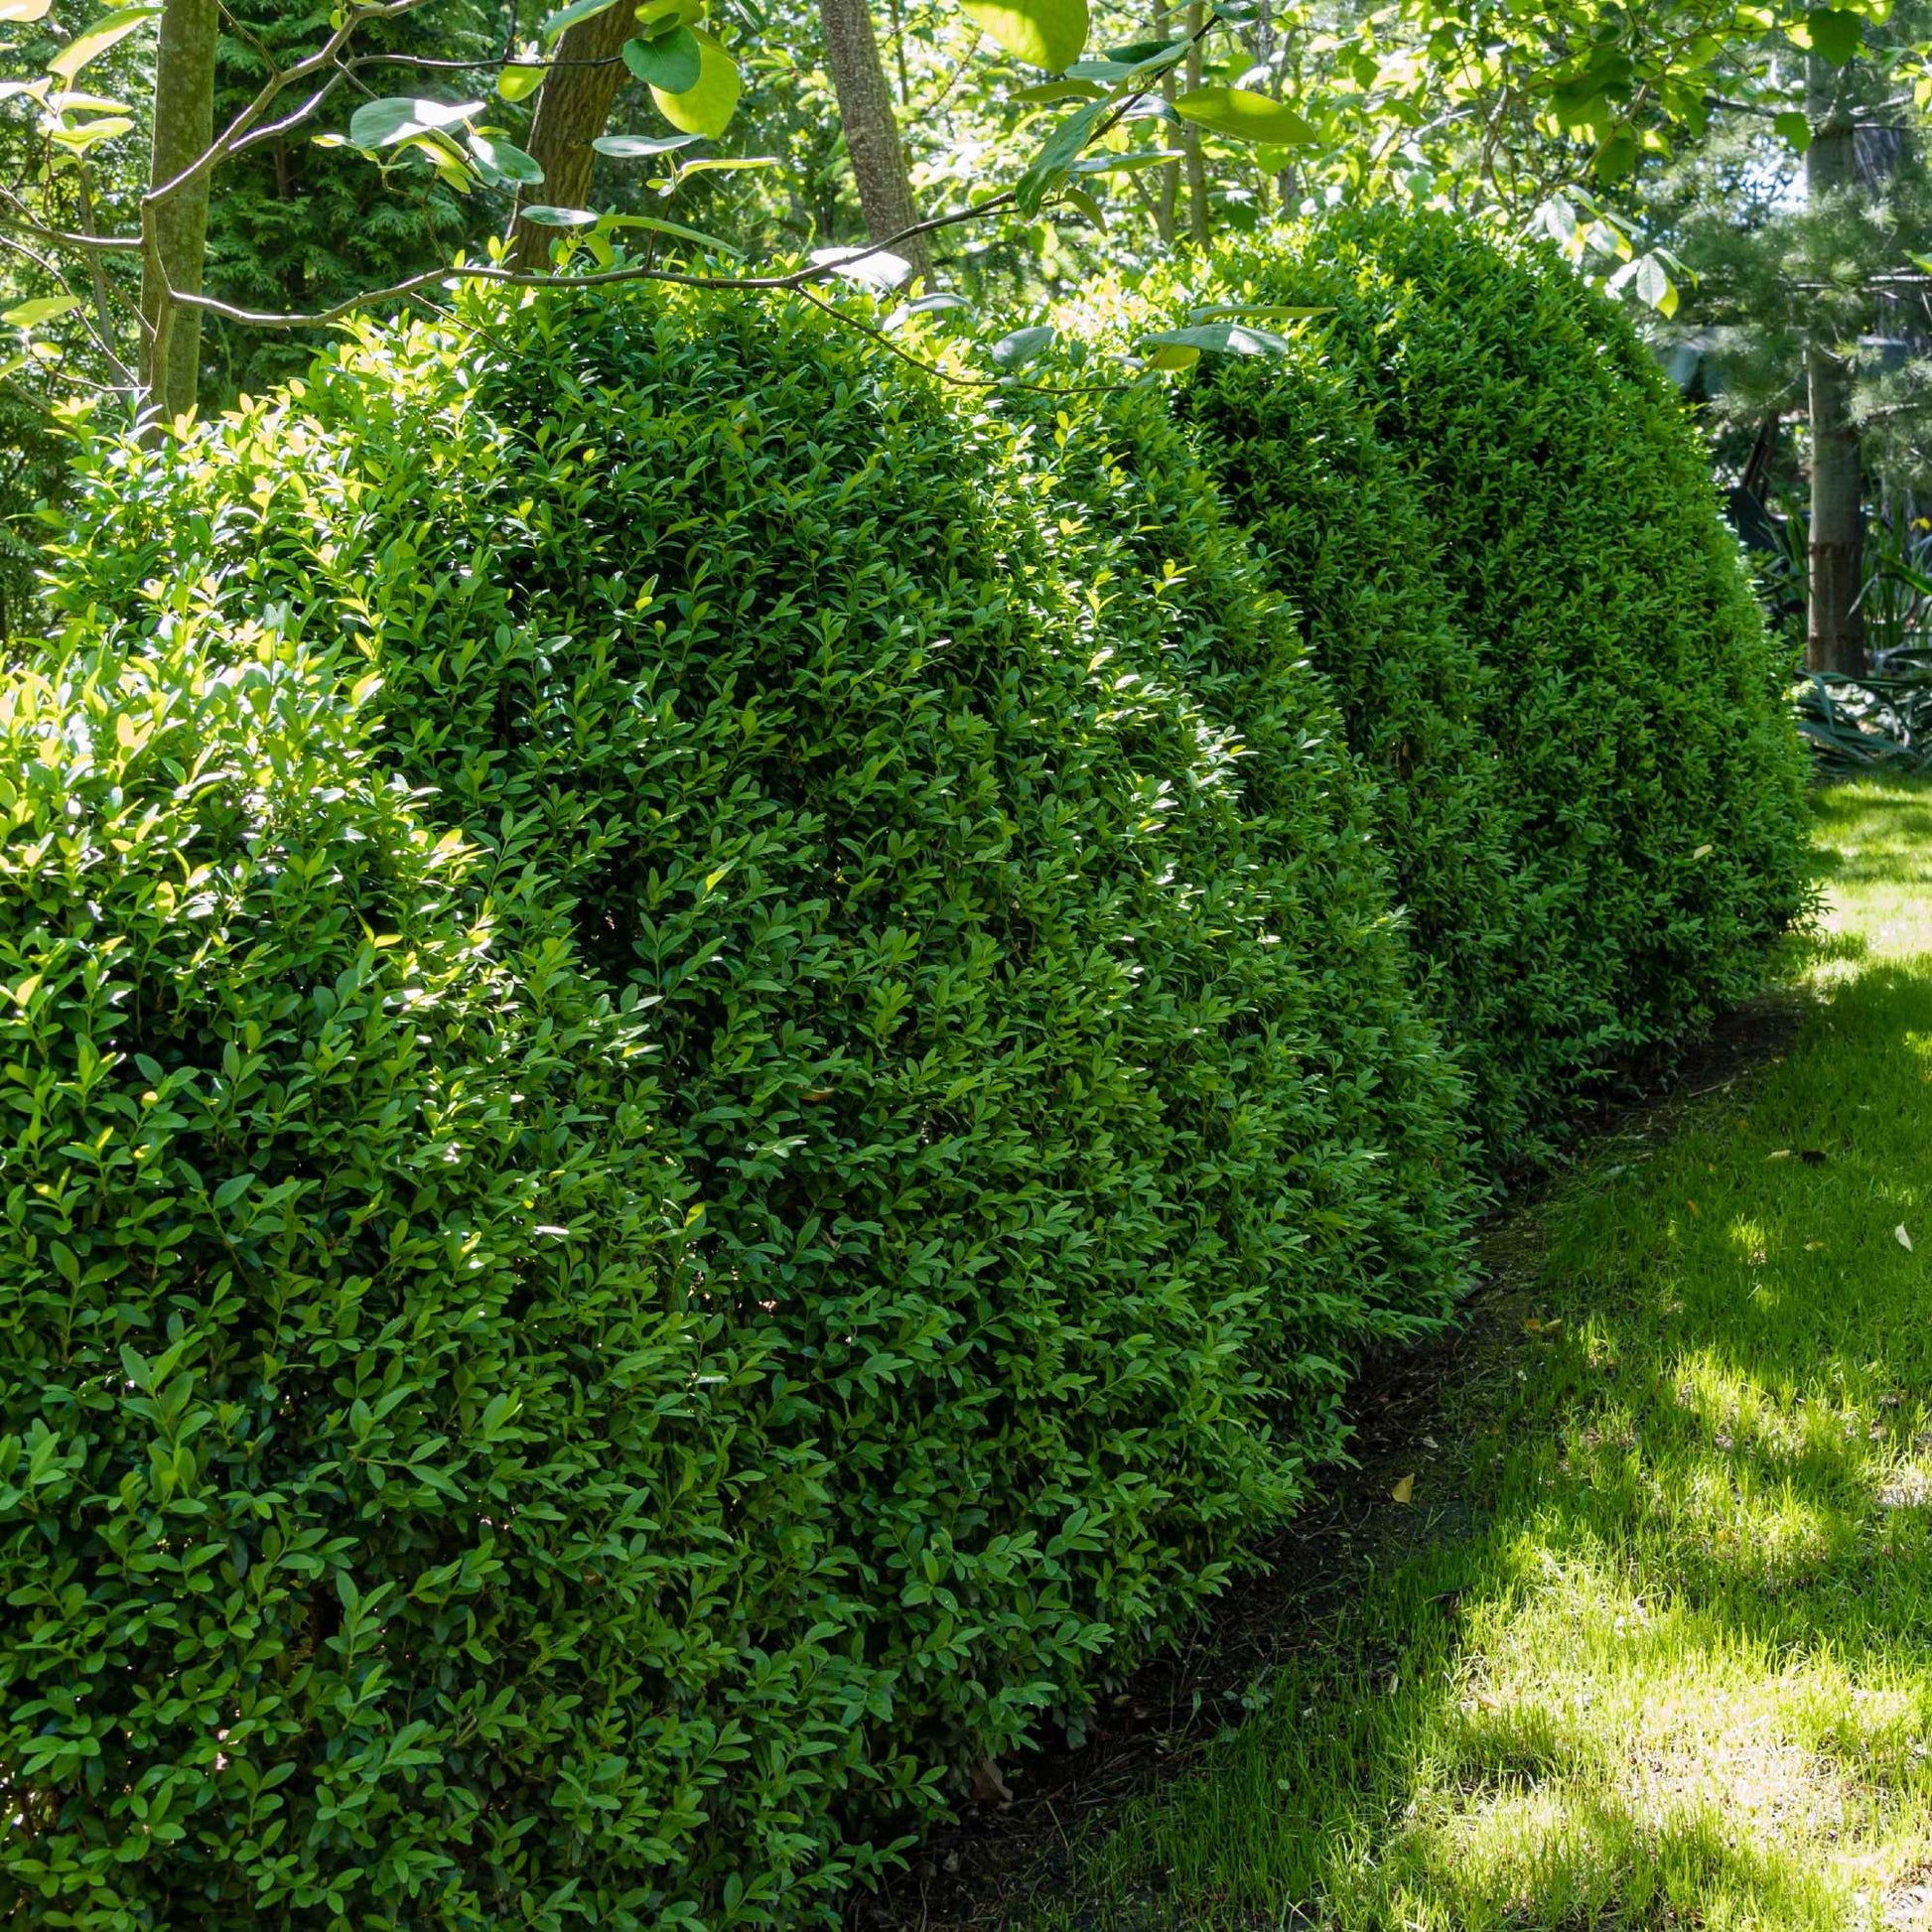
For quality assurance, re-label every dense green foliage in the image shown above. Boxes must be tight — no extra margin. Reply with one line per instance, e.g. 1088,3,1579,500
1152,208,1813,1156
13,278,1472,1925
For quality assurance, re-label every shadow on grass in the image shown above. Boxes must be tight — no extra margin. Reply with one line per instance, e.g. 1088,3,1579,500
998,780,1932,1931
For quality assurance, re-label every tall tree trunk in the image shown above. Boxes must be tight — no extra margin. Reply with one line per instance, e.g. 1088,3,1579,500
1805,51,1865,676
507,0,634,271
140,0,218,419
1181,1,1208,244
818,0,930,283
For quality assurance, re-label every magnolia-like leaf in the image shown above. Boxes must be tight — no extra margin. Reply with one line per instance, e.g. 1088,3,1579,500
539,0,620,41
497,64,545,101
520,203,599,225
468,131,544,185
636,0,704,31
1099,33,1185,64
809,243,910,288
1010,78,1103,103
991,324,1055,368
48,5,159,83
2,295,80,328
1072,147,1182,173
1805,7,1862,63
1391,1473,1415,1504
675,154,775,174
1062,182,1106,228
348,95,483,149
1173,85,1313,144
1014,95,1105,215
1774,108,1812,152
49,113,131,148
1147,343,1199,371
622,28,702,90
602,210,741,254
594,130,703,156
1146,321,1295,354
961,0,1087,72
0,0,52,22
649,28,738,137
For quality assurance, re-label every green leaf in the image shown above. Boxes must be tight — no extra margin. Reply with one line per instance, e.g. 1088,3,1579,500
520,204,599,225
348,96,483,149
212,1172,255,1209
1805,7,1863,62
496,64,545,102
1009,78,1103,103
1146,321,1297,354
649,29,739,137
991,324,1055,368
48,5,159,83
1774,108,1812,153
468,132,544,186
1147,342,1200,371
592,130,702,157
1185,302,1329,323
1098,34,1186,64
622,28,702,91
1173,86,1314,145
1072,147,1182,173
2,295,81,328
961,0,1087,71
1014,95,1105,215
539,0,620,42
0,0,52,22
48,115,131,150
600,210,743,255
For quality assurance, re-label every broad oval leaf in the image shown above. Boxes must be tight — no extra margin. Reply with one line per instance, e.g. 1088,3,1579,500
539,0,619,42
1014,95,1105,214
0,0,52,22
593,131,702,157
48,5,159,83
1009,78,1103,103
1147,343,1200,371
809,243,910,289
468,132,544,186
1146,321,1295,355
520,203,600,225
496,64,545,102
2,295,81,328
991,323,1055,369
961,0,1087,71
602,210,742,255
1804,7,1862,64
622,27,702,92
1173,85,1313,146
349,95,483,149
49,113,131,149
649,29,739,138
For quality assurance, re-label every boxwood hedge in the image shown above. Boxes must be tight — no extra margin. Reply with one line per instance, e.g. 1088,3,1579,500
14,281,1472,1926
1166,208,1811,1146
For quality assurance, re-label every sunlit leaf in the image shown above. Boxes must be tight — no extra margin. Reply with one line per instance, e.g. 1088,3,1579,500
1071,147,1182,173
1148,343,1199,371
649,28,738,137
593,130,701,157
468,131,544,185
1391,1473,1415,1504
538,0,620,43
1014,95,1105,215
48,5,159,83
622,27,702,91
348,95,483,149
0,0,53,22
48,112,131,148
1898,1223,1914,1251
809,243,910,288
1,295,80,328
520,204,599,225
1173,85,1313,145
991,324,1055,368
1009,79,1103,103
961,0,1087,72
1146,321,1296,354
497,64,545,102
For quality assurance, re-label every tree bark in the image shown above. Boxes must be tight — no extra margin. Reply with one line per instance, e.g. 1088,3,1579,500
507,0,635,271
818,0,929,283
1181,1,1208,245
140,0,218,419
1805,52,1866,675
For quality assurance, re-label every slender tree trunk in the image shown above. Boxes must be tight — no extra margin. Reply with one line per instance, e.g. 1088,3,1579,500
507,0,634,270
1805,51,1865,675
140,0,218,419
818,0,930,283
1154,0,1177,245
1181,1,1208,245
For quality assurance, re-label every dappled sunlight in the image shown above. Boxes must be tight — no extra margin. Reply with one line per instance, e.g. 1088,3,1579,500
1020,778,1932,1931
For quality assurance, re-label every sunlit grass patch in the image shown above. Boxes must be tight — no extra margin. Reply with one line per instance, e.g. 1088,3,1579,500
1010,777,1932,1932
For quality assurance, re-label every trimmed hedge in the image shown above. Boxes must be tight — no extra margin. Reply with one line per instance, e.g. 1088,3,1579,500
14,282,1471,1926
1165,209,1812,1148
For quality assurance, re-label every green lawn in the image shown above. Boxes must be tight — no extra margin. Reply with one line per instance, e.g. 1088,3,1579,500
1011,777,1932,1932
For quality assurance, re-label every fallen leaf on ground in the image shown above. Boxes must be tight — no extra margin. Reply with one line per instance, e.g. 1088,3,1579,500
1391,1473,1416,1504
1899,1225,1914,1252
1767,1149,1792,1161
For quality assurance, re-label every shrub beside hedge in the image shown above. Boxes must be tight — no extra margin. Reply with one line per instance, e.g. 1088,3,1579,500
1149,210,1812,1155
16,282,1473,1925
